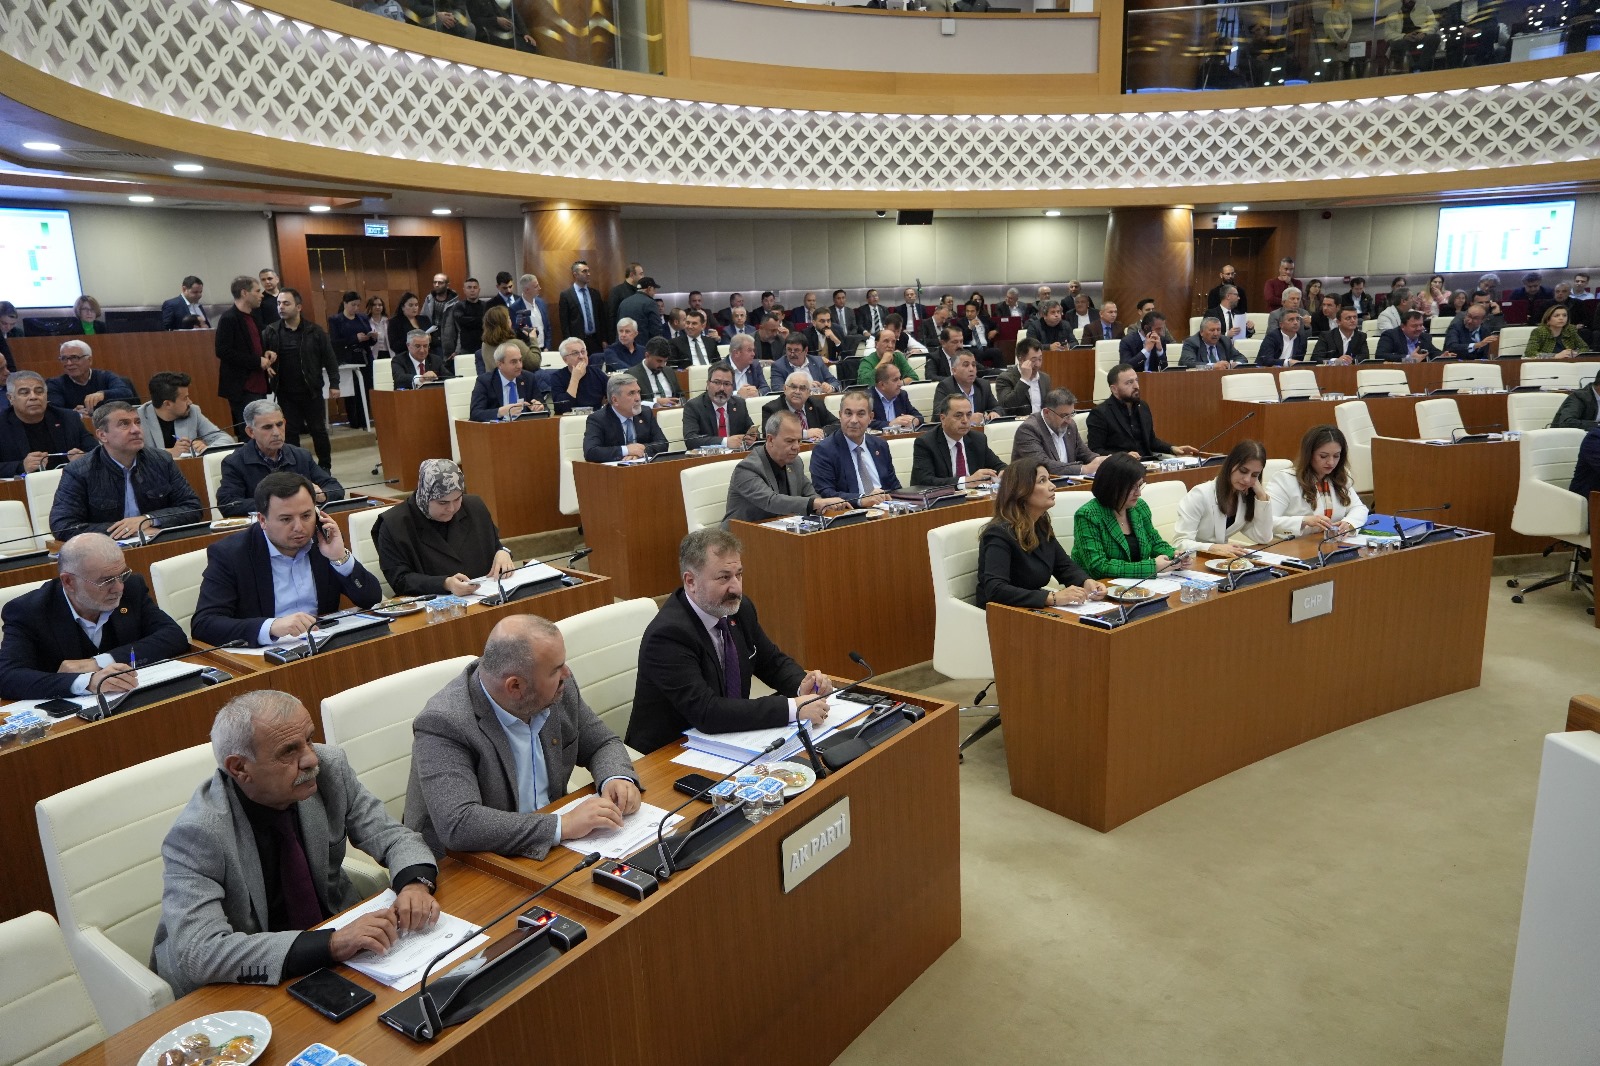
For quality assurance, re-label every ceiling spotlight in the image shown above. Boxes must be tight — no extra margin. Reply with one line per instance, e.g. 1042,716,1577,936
172,163,204,173
1232,205,1250,211
308,205,331,213
128,195,154,204
22,141,62,152
431,207,452,216
1044,209,1063,217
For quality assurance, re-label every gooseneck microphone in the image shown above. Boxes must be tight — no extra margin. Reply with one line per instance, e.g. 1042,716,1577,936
799,652,880,773
488,547,592,607
87,638,247,720
1192,409,1258,455
650,736,787,882
1391,503,1452,548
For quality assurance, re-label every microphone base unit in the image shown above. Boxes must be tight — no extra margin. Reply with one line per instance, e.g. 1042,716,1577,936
77,670,216,722
1079,596,1170,630
517,905,585,946
0,548,53,573
593,859,660,900
1316,546,1363,567
1451,434,1500,444
819,508,872,529
813,703,923,771
629,804,756,879
263,619,392,664
145,522,219,545
320,496,381,514
1223,566,1286,592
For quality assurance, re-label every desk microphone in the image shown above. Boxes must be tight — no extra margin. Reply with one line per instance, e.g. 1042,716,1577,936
793,651,877,776
650,735,787,882
1192,409,1257,455
1356,384,1407,397
1449,423,1505,443
338,477,401,494
1082,558,1182,629
412,851,602,1041
1219,542,1280,592
86,639,246,721
130,503,237,546
1390,503,1452,549
488,547,592,607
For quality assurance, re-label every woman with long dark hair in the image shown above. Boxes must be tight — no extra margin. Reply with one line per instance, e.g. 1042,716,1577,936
1269,424,1369,536
1173,439,1273,556
977,460,1104,608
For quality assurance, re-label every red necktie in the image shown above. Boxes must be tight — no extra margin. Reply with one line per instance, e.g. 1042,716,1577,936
716,405,728,437
798,406,808,430
954,441,967,478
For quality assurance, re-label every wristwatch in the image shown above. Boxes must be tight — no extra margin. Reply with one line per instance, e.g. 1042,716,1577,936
336,549,353,566
406,874,436,895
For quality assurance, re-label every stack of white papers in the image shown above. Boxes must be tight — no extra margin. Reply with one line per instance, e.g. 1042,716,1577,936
27,660,209,711
681,695,868,765
1052,601,1118,617
554,797,683,859
322,890,488,991
462,563,564,604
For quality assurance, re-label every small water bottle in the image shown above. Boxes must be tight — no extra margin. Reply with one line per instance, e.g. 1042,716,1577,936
413,374,423,389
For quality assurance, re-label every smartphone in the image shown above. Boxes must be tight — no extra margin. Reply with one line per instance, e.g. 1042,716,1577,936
315,511,333,543
673,773,718,798
288,968,375,1022
38,698,81,718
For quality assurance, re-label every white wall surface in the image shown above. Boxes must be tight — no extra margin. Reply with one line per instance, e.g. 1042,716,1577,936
60,205,274,308
465,217,520,287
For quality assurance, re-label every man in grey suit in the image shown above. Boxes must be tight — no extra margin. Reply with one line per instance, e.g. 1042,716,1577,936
721,410,847,527
152,691,439,999
1178,317,1242,369
1012,388,1104,477
405,615,641,860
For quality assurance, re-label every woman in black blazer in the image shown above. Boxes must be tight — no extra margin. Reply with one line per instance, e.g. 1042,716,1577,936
63,294,111,335
976,459,1105,609
386,291,436,358
375,459,514,596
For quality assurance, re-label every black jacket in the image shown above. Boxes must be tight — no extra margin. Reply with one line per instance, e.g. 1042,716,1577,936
1311,328,1371,362
1086,397,1173,457
625,589,806,755
0,406,94,478
1553,387,1600,431
374,494,505,596
558,286,610,343
49,446,203,540
911,429,1004,487
760,395,838,434
976,521,1090,610
214,306,269,402
390,351,453,389
260,318,340,396
216,442,345,517
0,576,188,699
682,394,753,448
469,369,545,423
581,406,669,462
191,524,381,646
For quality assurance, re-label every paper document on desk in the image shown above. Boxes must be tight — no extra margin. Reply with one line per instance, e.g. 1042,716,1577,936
682,694,867,763
320,890,487,991
462,563,564,604
43,659,209,710
222,613,388,656
1172,569,1226,585
554,797,684,860
1052,601,1118,617
1243,550,1300,567
672,748,745,775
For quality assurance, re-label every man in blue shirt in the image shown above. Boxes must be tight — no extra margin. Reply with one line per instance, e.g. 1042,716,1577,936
48,340,136,413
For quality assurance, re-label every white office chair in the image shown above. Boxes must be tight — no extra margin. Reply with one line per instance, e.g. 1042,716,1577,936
1517,362,1593,390
452,353,476,379
1414,397,1464,440
1141,480,1187,543
1441,363,1504,391
558,415,587,516
1188,316,1203,336
903,381,937,415
1500,325,1535,355
1507,391,1566,432
1221,374,1279,403
1093,341,1122,402
1073,411,1090,440
1049,491,1092,554
322,655,477,822
655,407,685,451
202,449,228,512
887,436,918,486
1334,401,1378,493
1429,316,1456,334
34,743,218,1033
686,364,711,396
983,419,1021,464
0,498,42,553
346,504,390,597
681,461,737,532
444,375,473,461
1508,428,1592,605
927,518,998,753
907,356,927,378
1245,313,1269,334
1361,319,1382,337
0,910,107,1066
1356,368,1409,397
1278,368,1321,401
553,599,654,787
0,577,47,641
824,392,844,417
26,467,63,539
540,351,565,370
1264,457,1293,483
1164,343,1184,368
371,358,395,392
1234,338,1261,364
148,546,209,637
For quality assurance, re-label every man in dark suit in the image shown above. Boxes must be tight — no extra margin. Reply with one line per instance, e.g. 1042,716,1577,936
1029,302,1075,351
217,400,345,517
1082,302,1126,345
827,290,858,335
932,351,999,422
1087,364,1198,457
787,292,820,328
1064,294,1096,334
506,273,553,351
50,402,203,541
626,527,834,754
870,362,923,430
48,341,136,413
856,289,887,338
0,370,93,477
214,275,271,429
0,532,188,699
1443,303,1498,359
771,334,840,394
670,310,720,367
1206,285,1253,341
1340,277,1376,320
995,340,1053,416
683,364,757,450
809,389,900,503
762,372,838,443
1119,311,1171,372
721,410,844,526
488,271,526,326
1255,313,1309,366
895,287,930,331
714,293,746,331
557,260,608,353
1179,318,1243,368
624,337,682,403
617,278,665,343
1374,312,1441,363
1553,381,1600,431
1312,307,1372,363
1205,266,1248,316
805,308,851,364
391,328,452,388
192,472,381,647
722,334,771,398
1512,272,1554,303
608,262,643,327
913,306,953,354
160,275,209,331
581,373,669,462
911,395,1003,488
1012,389,1103,477
543,337,610,414
469,341,548,422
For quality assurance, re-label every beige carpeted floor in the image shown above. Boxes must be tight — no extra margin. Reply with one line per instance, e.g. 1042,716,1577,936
334,429,1600,1065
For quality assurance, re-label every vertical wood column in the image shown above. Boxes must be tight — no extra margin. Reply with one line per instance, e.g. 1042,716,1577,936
1104,207,1195,341
521,201,624,345
522,0,617,69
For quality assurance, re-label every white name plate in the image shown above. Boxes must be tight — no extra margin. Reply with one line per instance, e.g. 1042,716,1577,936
1291,581,1335,623
781,797,851,893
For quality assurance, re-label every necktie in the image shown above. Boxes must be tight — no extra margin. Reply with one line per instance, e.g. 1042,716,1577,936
578,287,594,334
693,338,703,363
505,378,516,406
716,405,728,437
270,808,324,930
655,370,669,397
715,618,740,698
1226,310,1233,331
871,308,881,332
954,441,968,478
855,444,875,493
798,406,808,430
623,417,636,445
1208,344,1217,363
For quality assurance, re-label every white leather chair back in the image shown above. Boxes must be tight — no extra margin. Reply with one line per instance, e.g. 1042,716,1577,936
444,375,473,461
824,392,844,417
148,546,209,637
1441,363,1504,391
1414,398,1464,440
903,381,937,416
0,578,47,641
0,911,107,1066
26,467,62,539
681,460,738,531
0,498,42,552
655,407,685,451
36,743,219,1033
1221,374,1279,403
540,350,565,369
372,358,395,391
982,420,1021,464
1361,319,1382,336
1356,368,1409,396
907,356,927,379
347,505,390,597
554,598,658,755
1278,368,1321,400
1049,491,1092,556
321,655,477,822
1188,316,1203,335
1245,313,1269,334
1507,391,1566,432
202,450,228,512
558,415,587,515
1234,338,1261,364
1334,401,1377,493
1073,411,1089,440
1511,428,1590,542
1429,316,1455,334
1499,325,1535,354
887,436,918,486
1517,362,1593,390
1264,457,1293,483
1164,343,1184,368
1093,341,1122,401
686,364,710,396
927,517,992,682
452,353,476,380
1141,479,1187,543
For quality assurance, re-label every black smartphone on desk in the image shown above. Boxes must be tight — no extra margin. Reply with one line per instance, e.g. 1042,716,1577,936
674,772,718,797
288,968,374,1021
38,698,81,718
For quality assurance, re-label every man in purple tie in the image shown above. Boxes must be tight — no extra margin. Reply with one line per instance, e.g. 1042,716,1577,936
626,528,834,754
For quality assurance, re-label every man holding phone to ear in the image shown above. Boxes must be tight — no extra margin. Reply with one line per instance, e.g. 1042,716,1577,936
192,471,381,647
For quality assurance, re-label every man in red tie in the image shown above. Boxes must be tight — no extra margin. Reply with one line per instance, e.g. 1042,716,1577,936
910,395,1003,487
683,363,757,449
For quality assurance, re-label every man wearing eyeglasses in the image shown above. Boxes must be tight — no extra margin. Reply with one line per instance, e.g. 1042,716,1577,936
48,340,135,414
0,531,187,699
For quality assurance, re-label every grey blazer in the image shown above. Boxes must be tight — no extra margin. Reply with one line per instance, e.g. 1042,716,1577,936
137,401,235,453
151,745,434,999
1012,411,1095,476
722,447,815,527
404,662,637,860
994,369,1053,415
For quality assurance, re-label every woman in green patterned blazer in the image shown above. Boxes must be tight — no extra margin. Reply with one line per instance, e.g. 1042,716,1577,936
1072,453,1175,579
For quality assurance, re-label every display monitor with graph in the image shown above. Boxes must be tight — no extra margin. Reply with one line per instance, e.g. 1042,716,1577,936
1434,200,1575,274
0,207,84,308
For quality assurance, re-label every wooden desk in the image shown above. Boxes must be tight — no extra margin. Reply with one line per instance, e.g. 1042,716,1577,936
1040,349,1096,405
11,332,234,433
0,570,611,924
987,528,1493,831
1212,393,1511,456
456,416,572,538
1372,437,1544,554
373,389,451,491
1567,693,1600,732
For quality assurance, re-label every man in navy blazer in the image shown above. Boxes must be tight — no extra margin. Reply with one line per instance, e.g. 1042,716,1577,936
1256,314,1310,366
191,472,381,647
469,341,548,422
160,276,210,330
1119,312,1171,372
1374,312,1441,363
810,390,902,503
0,533,188,699
581,373,669,462
869,363,923,430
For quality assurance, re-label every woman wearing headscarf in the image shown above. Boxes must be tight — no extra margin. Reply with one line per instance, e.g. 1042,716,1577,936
375,459,515,596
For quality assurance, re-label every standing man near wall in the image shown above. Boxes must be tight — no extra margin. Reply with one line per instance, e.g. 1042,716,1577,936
560,260,609,353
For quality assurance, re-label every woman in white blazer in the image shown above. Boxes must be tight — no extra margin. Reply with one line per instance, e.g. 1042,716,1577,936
1173,439,1275,556
1270,424,1370,536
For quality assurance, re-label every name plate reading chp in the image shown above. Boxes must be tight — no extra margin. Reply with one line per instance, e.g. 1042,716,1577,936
1291,581,1334,623
782,797,851,893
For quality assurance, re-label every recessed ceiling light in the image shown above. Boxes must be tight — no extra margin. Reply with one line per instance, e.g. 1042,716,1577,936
1044,209,1062,217
127,195,154,204
1232,205,1250,211
431,208,452,216
22,141,61,152
172,163,204,173
308,205,331,213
